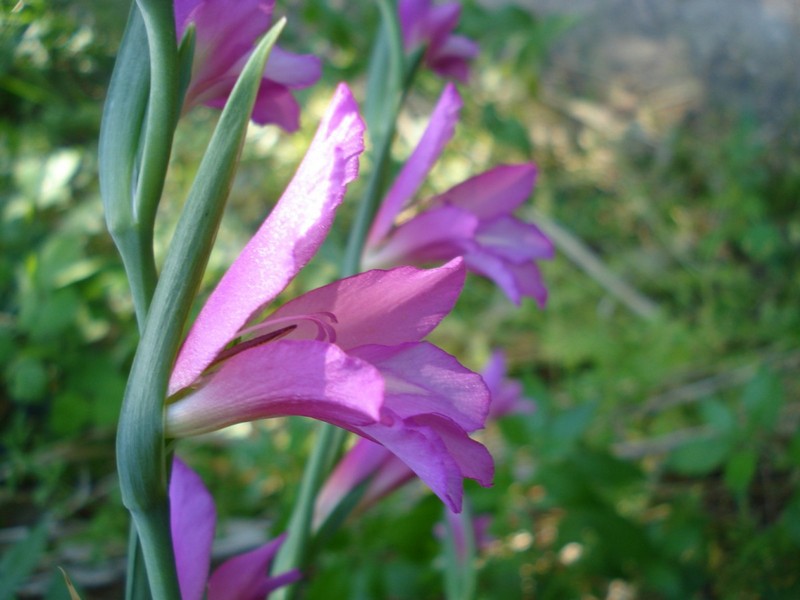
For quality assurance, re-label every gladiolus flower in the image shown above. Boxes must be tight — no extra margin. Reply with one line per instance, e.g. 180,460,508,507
364,83,554,306
399,0,479,81
175,0,322,131
170,457,300,600
315,348,531,527
164,84,492,513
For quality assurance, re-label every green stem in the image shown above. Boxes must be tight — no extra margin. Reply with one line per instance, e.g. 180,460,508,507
116,21,285,600
130,506,182,600
125,522,151,600
443,502,477,600
270,424,343,600
341,126,396,276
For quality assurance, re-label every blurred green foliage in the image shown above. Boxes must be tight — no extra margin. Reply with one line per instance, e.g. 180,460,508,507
2,0,799,598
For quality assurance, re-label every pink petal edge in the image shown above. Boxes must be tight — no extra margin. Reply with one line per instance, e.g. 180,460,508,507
367,83,462,246
170,84,365,395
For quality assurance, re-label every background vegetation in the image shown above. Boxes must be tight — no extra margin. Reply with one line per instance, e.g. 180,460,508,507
1,0,798,598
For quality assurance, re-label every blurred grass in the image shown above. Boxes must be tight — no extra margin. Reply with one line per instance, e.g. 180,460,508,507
1,0,799,598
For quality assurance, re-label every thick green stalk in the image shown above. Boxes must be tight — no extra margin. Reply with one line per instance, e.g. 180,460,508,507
116,21,285,600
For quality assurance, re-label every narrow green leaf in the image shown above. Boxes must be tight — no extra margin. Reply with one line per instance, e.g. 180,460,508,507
132,0,180,232
55,568,82,600
177,24,196,112
364,0,404,145
364,27,390,138
97,3,154,328
0,521,49,600
98,2,148,235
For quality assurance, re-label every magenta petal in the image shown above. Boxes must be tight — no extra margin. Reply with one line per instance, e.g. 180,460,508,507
360,453,417,507
366,205,478,267
264,259,465,351
265,46,323,88
477,216,555,263
425,3,461,53
399,0,432,47
429,35,479,81
414,413,494,486
435,34,480,62
508,261,549,308
250,81,301,131
184,0,273,98
367,84,462,245
166,339,384,438
350,342,489,432
359,414,462,512
170,457,216,600
433,164,537,219
360,412,493,513
170,85,364,394
463,250,526,305
207,535,301,600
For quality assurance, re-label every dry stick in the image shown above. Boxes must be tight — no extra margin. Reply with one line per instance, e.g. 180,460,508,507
613,351,800,459
640,351,800,415
531,209,661,320
612,426,714,460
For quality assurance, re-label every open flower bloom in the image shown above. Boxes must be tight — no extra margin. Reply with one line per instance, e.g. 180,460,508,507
175,0,322,131
165,84,492,513
364,83,554,306
314,348,530,527
399,0,479,81
170,457,300,600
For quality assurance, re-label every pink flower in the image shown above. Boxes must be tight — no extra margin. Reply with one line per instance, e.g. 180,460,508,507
315,349,530,526
170,457,300,600
399,0,479,81
164,84,492,513
175,0,322,131
365,83,554,306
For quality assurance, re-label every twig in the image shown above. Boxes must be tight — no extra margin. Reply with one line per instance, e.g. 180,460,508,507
532,209,661,319
612,426,713,459
639,351,800,415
